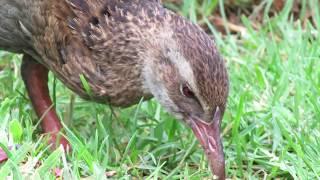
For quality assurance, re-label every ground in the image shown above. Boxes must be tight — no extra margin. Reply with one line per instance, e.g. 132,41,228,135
0,0,319,179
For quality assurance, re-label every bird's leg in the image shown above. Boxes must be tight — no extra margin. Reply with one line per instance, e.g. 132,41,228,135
21,55,70,150
0,55,71,163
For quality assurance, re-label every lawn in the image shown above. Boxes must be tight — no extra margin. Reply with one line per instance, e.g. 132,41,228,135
0,0,319,179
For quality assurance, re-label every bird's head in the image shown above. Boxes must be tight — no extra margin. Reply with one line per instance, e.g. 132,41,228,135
142,14,229,179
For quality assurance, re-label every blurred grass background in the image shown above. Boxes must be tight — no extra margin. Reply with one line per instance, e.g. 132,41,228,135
0,0,320,179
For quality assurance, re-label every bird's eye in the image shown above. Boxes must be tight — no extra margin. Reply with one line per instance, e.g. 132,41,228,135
180,84,195,98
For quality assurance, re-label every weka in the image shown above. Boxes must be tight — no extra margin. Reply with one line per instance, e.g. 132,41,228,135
0,0,229,179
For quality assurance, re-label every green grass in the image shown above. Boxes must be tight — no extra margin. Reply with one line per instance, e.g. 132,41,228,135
1,1,320,179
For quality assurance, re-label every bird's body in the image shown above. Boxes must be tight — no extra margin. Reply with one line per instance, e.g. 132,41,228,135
1,0,160,106
0,0,229,179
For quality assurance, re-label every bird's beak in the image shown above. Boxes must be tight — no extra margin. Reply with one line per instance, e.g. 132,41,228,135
188,107,225,180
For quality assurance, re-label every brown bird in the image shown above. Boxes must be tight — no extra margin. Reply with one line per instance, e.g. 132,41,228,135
0,0,229,179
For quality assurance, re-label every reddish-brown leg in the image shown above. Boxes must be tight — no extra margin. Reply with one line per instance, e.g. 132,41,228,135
0,56,71,163
21,55,70,150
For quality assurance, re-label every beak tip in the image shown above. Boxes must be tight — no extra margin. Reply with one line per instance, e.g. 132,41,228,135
207,148,225,179
210,160,225,180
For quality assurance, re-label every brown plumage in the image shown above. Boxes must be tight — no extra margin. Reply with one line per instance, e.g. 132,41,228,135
0,0,229,179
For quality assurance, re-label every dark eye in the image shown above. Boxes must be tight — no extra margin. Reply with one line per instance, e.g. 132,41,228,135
180,84,195,98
